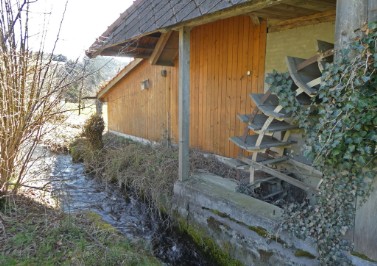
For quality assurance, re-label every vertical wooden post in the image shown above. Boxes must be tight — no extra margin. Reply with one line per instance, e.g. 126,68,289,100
335,0,377,259
96,99,103,115
178,27,191,181
335,0,367,52
369,0,377,22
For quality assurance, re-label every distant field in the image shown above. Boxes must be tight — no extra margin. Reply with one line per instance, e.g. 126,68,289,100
63,101,96,117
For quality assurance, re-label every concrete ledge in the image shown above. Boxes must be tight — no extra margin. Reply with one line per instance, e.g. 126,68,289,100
108,130,158,145
174,173,283,227
173,173,375,265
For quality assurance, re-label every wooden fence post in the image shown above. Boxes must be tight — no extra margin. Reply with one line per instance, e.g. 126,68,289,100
178,27,191,181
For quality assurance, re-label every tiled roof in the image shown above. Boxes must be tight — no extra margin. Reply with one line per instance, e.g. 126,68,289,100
87,0,250,57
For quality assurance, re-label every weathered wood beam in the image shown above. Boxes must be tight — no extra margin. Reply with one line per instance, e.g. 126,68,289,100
284,0,336,12
178,27,191,181
150,31,173,65
335,0,369,52
369,0,377,22
250,160,319,193
155,60,175,67
268,9,335,32
98,49,151,58
95,99,103,115
172,0,288,30
248,14,261,25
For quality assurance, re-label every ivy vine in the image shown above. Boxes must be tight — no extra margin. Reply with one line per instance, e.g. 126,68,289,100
265,71,303,117
267,22,377,264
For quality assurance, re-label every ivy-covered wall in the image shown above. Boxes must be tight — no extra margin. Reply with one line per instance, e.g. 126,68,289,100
265,22,335,74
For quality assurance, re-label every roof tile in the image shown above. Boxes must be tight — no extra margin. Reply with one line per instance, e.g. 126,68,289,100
199,0,222,15
172,1,192,16
183,6,202,23
211,1,233,13
88,0,249,56
175,1,197,22
155,3,175,27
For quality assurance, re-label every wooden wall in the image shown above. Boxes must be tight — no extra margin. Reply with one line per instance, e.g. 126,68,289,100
171,16,267,158
104,60,173,142
104,15,267,158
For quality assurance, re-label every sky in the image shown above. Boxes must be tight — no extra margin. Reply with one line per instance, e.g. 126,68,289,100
29,0,134,59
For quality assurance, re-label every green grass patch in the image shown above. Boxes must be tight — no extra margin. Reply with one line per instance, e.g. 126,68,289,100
0,196,160,266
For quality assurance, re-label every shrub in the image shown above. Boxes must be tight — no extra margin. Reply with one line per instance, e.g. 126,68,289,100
69,138,89,163
83,114,105,150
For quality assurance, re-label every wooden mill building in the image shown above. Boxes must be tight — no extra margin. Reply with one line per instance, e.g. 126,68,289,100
88,0,377,262
91,1,337,160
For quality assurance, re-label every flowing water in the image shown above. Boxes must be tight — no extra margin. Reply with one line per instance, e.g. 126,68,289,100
48,152,213,265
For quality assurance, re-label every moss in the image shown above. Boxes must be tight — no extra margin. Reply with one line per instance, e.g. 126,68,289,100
248,225,269,238
84,211,117,233
351,251,377,263
204,208,231,219
294,249,316,259
176,217,242,266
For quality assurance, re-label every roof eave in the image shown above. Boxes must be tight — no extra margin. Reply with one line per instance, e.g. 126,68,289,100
87,1,287,58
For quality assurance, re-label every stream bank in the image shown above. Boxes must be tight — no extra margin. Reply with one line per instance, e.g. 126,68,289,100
51,151,215,265
69,133,375,266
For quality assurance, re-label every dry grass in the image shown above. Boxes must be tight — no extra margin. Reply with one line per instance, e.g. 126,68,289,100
190,150,248,181
76,134,179,215
70,133,247,218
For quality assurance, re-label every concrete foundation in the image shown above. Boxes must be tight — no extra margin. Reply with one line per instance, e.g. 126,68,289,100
173,173,377,266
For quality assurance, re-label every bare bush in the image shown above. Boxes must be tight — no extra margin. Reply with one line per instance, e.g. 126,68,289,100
0,0,73,197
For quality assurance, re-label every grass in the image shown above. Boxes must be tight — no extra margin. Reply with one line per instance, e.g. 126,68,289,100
0,195,160,266
70,134,179,216
69,133,247,218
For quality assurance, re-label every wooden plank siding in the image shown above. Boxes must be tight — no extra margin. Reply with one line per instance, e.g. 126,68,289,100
105,60,173,142
183,15,267,158
104,15,267,158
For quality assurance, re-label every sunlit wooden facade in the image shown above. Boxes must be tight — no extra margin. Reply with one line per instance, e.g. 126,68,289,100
100,15,266,158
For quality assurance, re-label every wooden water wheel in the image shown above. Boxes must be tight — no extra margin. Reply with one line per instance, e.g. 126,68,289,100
230,40,334,198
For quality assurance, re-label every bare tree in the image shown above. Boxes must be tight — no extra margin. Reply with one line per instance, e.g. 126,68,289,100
0,0,73,198
64,56,127,105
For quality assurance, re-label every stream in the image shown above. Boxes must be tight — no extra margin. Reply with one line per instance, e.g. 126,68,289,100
47,151,214,265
